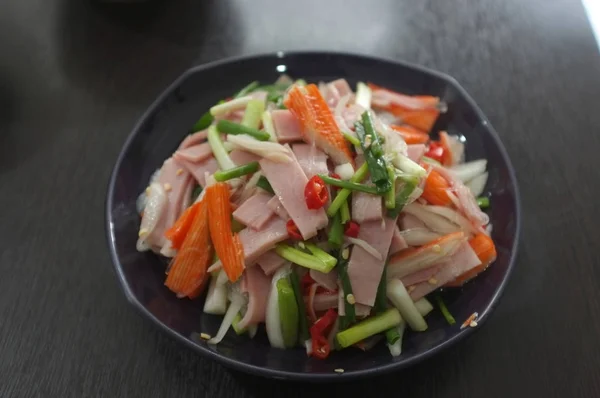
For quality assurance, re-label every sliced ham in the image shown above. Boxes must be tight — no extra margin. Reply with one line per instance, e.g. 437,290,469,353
406,144,426,163
239,216,289,264
266,196,290,220
310,269,338,291
389,226,408,255
347,217,397,306
271,109,304,143
179,129,208,149
229,149,261,166
259,152,328,240
307,293,339,312
237,266,271,329
147,158,190,248
174,142,213,163
292,143,329,179
178,156,219,187
409,241,481,300
256,250,286,275
352,192,383,223
322,79,353,108
232,192,275,230
180,177,193,212
400,264,443,287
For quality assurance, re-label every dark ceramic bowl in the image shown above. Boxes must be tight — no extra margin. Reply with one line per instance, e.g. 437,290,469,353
106,51,520,381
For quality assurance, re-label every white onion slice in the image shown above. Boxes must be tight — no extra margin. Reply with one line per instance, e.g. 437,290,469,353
345,237,383,261
466,172,488,197
136,183,167,252
402,203,461,234
227,135,291,163
334,163,355,180
449,160,487,183
399,228,442,246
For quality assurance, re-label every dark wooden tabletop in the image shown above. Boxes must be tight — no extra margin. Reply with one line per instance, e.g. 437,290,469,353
2,0,600,396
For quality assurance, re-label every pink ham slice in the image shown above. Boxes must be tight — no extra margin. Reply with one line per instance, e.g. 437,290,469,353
147,158,191,248
406,144,426,163
271,110,304,143
267,196,290,220
308,294,339,312
389,226,408,255
229,149,261,166
237,266,271,329
292,143,329,179
239,216,289,265
400,264,443,287
352,192,383,223
256,250,286,275
409,241,481,300
232,192,275,230
180,178,193,212
347,217,397,306
177,157,219,187
259,153,328,240
179,130,208,149
310,269,338,291
174,142,213,163
322,79,353,108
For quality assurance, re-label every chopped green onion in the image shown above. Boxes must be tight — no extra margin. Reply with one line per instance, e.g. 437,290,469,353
343,132,361,147
210,96,253,117
326,163,370,217
394,153,427,178
355,82,372,109
191,185,202,202
241,99,265,129
356,112,392,193
305,243,337,269
328,211,344,248
231,312,248,335
319,175,379,194
214,162,259,182
261,111,277,142
477,196,490,208
235,81,260,98
216,120,270,141
340,199,351,224
387,279,427,331
385,166,396,209
275,244,335,273
435,295,456,325
386,180,416,218
385,326,401,345
336,308,401,348
421,156,442,166
338,256,356,325
276,277,299,348
374,267,388,314
256,176,274,194
207,126,237,170
289,268,310,343
192,111,214,132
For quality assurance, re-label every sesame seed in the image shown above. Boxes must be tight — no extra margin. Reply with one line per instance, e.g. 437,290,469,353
164,183,172,192
334,368,344,373
432,244,441,253
470,321,478,328
408,285,416,293
460,312,479,330
138,228,148,237
342,248,350,260
145,187,151,196
346,294,356,305
176,168,184,176
200,333,211,340
298,242,306,249
428,278,438,285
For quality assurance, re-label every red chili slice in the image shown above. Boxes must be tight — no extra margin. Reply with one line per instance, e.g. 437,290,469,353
304,175,329,210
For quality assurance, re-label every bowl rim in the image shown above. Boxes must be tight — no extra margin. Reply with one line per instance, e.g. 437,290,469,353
105,50,521,381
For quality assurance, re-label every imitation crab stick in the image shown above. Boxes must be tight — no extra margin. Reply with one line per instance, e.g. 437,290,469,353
422,168,453,206
446,233,497,287
387,231,466,279
164,199,212,298
164,201,201,250
206,182,245,282
284,84,353,165
390,125,430,144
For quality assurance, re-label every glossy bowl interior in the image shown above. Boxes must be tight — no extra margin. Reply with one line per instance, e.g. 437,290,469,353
106,52,520,381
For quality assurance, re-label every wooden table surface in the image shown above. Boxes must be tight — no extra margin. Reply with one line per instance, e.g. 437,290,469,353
2,0,600,396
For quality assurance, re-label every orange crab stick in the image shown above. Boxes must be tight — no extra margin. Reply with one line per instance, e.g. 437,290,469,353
206,182,245,282
368,83,441,132
446,234,497,287
284,84,353,165
422,168,453,206
390,125,430,144
164,202,201,250
165,199,212,298
387,232,466,279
